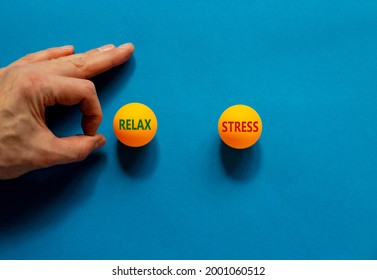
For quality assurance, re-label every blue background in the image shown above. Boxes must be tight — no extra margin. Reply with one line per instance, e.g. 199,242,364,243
1,0,377,259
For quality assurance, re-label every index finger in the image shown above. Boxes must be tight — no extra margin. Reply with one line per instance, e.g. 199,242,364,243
44,74,103,136
40,43,134,79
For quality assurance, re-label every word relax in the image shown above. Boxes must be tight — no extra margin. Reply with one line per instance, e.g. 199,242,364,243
221,121,259,132
119,119,152,130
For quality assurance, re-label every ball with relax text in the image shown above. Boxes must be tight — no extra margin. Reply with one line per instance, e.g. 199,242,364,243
218,104,262,149
113,103,157,147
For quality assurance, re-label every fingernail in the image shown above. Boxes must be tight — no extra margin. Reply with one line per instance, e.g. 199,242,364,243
94,137,106,150
119,43,134,49
98,44,115,52
60,45,74,50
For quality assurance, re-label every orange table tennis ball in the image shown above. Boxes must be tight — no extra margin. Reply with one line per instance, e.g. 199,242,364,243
113,103,157,147
218,104,262,149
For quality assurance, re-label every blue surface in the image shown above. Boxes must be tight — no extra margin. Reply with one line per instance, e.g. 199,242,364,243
1,0,377,259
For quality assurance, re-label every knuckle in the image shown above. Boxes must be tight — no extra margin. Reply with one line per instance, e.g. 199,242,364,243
98,112,103,123
73,147,90,162
82,79,96,94
108,48,122,65
69,56,87,77
20,53,36,63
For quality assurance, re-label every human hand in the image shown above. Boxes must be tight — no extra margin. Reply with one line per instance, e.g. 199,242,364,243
0,43,134,179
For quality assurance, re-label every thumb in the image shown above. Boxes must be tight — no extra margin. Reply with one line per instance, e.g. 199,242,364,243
46,133,106,166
